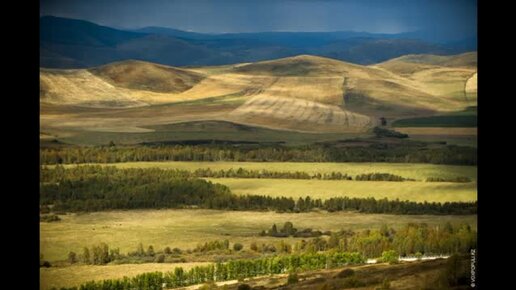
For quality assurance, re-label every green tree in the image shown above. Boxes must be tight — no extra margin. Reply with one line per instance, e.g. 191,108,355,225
136,243,145,256
81,247,90,264
270,224,278,236
100,243,110,264
282,222,296,236
147,245,155,257
380,250,399,264
91,243,110,265
296,198,305,211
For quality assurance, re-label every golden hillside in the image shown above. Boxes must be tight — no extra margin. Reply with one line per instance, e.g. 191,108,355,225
40,53,476,133
89,60,205,93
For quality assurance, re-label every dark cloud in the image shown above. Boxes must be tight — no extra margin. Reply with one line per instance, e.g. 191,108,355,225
40,0,476,37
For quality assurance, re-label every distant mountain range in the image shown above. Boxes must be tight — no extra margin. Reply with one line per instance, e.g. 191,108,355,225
40,16,477,69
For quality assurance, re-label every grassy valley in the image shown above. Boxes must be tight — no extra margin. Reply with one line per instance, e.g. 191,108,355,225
40,52,477,290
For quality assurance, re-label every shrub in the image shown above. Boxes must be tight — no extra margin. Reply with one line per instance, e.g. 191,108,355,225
380,250,399,264
81,247,90,264
373,127,408,138
68,251,77,264
155,254,165,263
164,247,172,254
233,243,244,251
40,214,61,222
336,268,355,278
40,261,51,268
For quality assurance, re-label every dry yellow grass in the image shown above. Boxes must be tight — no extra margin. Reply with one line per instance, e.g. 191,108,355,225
40,69,147,107
465,72,477,93
40,262,209,290
372,52,477,109
40,206,477,289
90,60,204,93
228,94,373,132
41,53,477,133
408,67,475,99
206,178,476,203
40,209,477,262
256,76,344,104
376,52,477,72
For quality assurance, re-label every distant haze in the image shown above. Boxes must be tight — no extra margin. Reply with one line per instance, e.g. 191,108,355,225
40,0,476,41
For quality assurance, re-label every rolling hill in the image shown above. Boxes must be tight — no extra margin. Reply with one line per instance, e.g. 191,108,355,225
381,52,477,67
40,53,477,140
374,52,477,76
89,60,205,93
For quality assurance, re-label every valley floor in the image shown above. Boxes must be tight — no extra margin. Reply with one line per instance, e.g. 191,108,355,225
206,178,476,203
52,161,477,203
40,209,477,263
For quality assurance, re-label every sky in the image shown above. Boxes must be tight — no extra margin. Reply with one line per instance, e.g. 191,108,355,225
40,0,477,36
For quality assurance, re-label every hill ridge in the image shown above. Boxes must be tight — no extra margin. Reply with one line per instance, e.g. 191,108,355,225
40,52,477,133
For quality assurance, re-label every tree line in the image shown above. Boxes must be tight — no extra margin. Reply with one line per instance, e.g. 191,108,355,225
52,222,476,290
355,173,413,181
53,251,365,290
259,222,476,259
40,143,477,165
189,168,412,181
191,167,353,180
58,222,475,266
260,222,330,238
40,166,477,215
291,222,476,258
426,176,472,183
43,165,470,183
